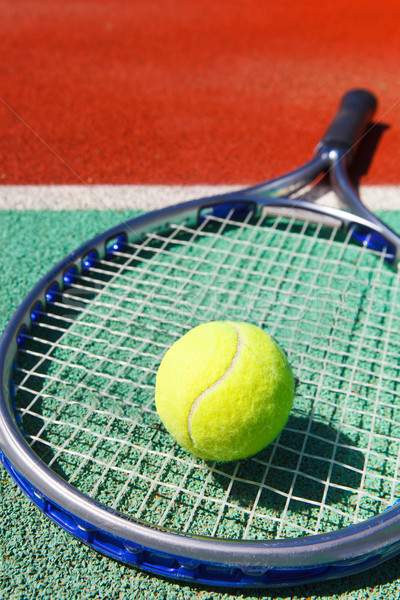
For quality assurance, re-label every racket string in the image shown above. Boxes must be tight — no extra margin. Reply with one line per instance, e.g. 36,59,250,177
294,227,374,533
12,212,400,539
74,219,227,500
241,220,341,537
65,224,199,491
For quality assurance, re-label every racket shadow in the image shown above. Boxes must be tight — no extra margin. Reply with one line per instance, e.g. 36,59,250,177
349,122,389,185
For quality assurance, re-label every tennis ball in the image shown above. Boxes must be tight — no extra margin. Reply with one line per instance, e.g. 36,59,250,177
155,321,294,462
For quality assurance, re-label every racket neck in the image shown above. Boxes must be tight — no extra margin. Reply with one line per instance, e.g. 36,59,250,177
323,148,400,266
229,156,326,200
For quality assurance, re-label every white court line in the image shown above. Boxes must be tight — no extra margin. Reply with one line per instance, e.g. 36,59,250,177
0,184,399,211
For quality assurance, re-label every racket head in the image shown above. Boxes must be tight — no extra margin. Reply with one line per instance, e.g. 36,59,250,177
1,194,400,587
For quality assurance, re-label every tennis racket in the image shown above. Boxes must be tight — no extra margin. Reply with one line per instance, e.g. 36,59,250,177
1,89,400,588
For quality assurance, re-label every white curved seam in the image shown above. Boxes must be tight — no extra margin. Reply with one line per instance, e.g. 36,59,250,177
187,325,243,444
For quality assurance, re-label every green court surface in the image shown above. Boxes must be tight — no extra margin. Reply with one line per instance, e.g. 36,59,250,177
1,209,400,600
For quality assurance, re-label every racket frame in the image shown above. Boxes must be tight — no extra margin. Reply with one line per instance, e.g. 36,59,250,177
1,89,400,587
1,186,400,587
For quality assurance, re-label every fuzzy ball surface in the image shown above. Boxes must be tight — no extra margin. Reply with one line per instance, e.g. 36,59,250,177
155,321,294,462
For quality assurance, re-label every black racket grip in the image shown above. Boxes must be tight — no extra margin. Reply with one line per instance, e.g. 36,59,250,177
319,89,377,155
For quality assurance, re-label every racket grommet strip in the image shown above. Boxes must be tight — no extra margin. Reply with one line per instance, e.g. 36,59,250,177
45,283,59,304
63,266,78,287
82,250,98,271
105,233,127,257
29,302,42,324
16,326,27,348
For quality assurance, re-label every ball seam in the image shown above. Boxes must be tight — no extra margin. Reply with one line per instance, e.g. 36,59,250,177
186,324,243,446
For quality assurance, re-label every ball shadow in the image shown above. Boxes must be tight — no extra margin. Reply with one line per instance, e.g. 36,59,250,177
210,413,366,537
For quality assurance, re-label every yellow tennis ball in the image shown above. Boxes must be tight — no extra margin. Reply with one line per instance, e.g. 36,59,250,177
155,321,294,462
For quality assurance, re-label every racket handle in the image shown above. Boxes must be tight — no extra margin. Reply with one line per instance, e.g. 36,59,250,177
319,89,377,157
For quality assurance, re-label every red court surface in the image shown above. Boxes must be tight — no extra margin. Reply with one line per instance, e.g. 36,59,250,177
0,0,399,185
